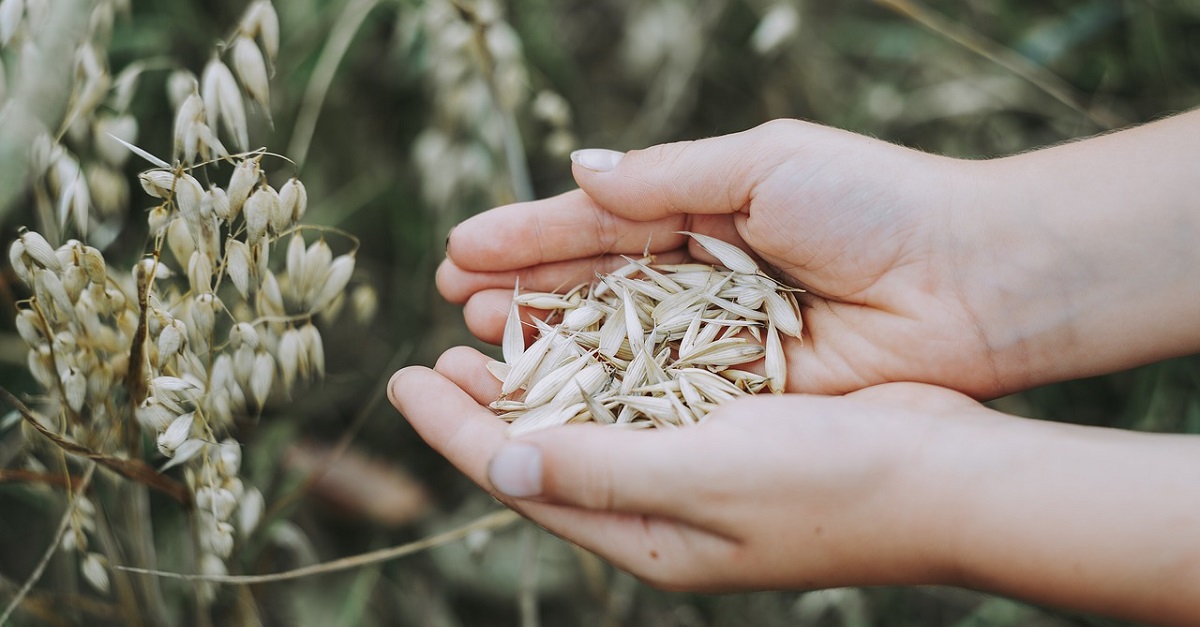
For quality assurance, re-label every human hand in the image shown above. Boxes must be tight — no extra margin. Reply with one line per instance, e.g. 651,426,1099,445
390,345,975,591
442,113,1200,398
389,347,1200,624
439,119,1022,398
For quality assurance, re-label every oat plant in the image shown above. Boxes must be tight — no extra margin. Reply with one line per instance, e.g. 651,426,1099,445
1,2,368,624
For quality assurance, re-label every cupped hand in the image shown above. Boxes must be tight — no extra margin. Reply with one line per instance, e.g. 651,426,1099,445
388,346,982,591
439,119,1019,398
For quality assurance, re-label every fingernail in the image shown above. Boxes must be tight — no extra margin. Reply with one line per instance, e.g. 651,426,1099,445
488,443,542,498
570,149,624,172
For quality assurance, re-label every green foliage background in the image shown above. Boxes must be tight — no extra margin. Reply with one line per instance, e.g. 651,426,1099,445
2,0,1199,625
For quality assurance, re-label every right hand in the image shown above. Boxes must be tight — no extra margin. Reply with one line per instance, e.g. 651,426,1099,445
439,119,1022,397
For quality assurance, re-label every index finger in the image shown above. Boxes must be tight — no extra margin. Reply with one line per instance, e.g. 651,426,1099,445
446,189,689,272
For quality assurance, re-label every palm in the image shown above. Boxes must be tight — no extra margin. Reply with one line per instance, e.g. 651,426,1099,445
732,150,998,396
440,120,1001,397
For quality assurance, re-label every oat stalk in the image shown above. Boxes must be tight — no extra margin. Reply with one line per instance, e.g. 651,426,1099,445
114,509,521,584
0,386,191,504
0,463,96,626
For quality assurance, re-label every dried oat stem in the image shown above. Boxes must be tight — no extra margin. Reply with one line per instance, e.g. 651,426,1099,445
0,463,96,626
0,386,191,504
452,0,534,203
114,509,521,584
874,0,1123,129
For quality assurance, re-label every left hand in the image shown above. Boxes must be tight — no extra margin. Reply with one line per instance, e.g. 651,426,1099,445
390,349,1200,624
388,346,977,591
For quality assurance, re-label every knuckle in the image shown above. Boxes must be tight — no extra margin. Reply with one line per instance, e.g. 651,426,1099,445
754,117,804,136
576,458,618,511
627,140,694,170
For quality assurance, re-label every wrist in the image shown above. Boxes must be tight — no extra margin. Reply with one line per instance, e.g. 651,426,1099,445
930,408,1200,624
943,122,1200,392
887,400,1006,587
825,389,998,588
938,155,1083,393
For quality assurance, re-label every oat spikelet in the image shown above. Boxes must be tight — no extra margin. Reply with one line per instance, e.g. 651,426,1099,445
502,281,523,365
232,35,269,113
202,55,248,150
678,231,759,274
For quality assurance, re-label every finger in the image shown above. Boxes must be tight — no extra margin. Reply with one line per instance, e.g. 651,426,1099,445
462,290,588,347
569,121,795,221
487,422,715,521
388,360,736,586
436,249,693,305
389,354,687,522
387,364,509,484
433,345,504,405
462,289,545,346
407,349,709,519
446,189,689,273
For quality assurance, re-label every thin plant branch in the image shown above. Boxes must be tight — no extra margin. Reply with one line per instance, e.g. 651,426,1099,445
518,524,541,627
115,508,521,584
452,0,535,203
0,469,85,488
0,463,96,626
0,387,191,505
874,0,1126,129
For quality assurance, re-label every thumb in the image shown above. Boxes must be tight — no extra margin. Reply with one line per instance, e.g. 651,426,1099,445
487,424,700,518
568,120,795,221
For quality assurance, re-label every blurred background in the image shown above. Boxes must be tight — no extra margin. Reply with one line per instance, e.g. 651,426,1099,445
2,0,1200,625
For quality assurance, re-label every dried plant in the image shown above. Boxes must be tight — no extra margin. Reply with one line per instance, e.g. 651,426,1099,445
2,1,371,622
401,0,575,213
492,232,803,436
2,0,1194,625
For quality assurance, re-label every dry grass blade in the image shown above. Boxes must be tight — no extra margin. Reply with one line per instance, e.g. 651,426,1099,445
678,338,765,366
507,401,585,436
764,288,802,338
486,359,512,383
523,356,588,407
765,322,785,394
502,332,555,395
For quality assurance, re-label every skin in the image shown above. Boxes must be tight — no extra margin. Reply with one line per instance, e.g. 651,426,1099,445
390,112,1200,624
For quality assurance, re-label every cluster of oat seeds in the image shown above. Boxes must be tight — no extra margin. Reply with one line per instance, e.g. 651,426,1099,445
491,232,803,436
